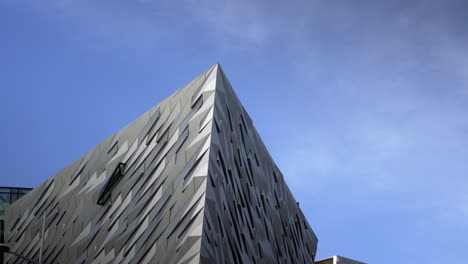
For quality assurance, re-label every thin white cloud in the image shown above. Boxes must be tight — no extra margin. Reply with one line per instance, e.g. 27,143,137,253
9,0,468,234
191,0,272,46
233,1,468,233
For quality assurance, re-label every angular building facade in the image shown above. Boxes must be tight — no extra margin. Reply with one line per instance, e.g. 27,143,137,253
5,64,318,264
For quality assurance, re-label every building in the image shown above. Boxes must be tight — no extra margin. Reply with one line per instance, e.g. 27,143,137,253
316,256,367,264
0,187,32,263
5,64,319,263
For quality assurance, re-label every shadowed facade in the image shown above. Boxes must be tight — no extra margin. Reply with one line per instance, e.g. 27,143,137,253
5,64,318,264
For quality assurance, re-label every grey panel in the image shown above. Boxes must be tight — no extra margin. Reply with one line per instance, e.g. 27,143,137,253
5,64,318,264
336,256,367,264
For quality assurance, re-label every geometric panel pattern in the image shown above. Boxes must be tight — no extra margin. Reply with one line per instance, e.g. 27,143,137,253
5,65,217,264
200,67,318,263
5,64,318,264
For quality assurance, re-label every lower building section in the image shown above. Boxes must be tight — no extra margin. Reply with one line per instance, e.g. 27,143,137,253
0,187,32,264
316,256,367,264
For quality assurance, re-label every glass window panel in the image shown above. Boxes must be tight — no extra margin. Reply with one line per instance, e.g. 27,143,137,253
97,163,125,205
0,193,9,204
10,193,18,203
18,189,31,195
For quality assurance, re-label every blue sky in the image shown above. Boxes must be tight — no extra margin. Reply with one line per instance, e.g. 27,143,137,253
1,0,467,263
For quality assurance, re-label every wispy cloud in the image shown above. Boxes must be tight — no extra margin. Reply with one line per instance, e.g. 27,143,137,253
274,1,468,230
13,0,467,220
12,0,285,51
188,0,273,46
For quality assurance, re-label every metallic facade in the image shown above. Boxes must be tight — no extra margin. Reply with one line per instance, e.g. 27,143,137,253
5,64,317,264
200,67,317,263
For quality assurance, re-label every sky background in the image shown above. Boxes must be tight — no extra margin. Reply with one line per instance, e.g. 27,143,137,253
1,0,468,263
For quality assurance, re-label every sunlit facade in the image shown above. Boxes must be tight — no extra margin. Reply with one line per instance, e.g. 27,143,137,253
4,65,318,263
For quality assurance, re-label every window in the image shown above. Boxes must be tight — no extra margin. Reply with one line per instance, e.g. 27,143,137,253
97,163,126,205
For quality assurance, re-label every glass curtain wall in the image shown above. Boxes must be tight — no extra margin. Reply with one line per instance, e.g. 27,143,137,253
0,187,32,263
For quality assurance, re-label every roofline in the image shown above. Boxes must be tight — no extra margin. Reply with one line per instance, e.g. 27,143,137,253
0,186,34,190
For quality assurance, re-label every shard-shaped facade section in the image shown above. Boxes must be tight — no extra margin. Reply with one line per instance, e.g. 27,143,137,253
200,67,318,263
5,64,317,264
5,65,218,264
